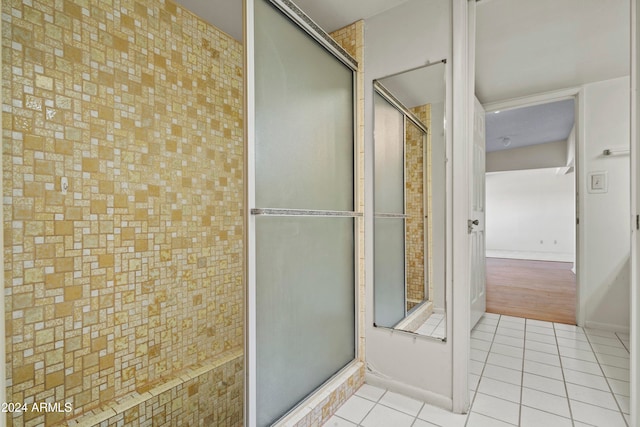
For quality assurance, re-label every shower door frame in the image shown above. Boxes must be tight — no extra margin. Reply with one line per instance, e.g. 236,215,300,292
244,0,361,425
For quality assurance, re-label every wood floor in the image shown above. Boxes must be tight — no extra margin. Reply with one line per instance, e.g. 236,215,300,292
486,257,576,325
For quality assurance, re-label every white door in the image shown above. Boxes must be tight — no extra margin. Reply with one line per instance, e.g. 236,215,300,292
630,0,638,423
470,96,486,329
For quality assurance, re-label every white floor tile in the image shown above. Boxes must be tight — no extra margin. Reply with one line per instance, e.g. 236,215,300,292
355,384,386,402
524,349,560,367
584,328,617,339
607,378,630,397
335,395,376,424
471,330,495,342
521,387,571,418
525,331,557,345
588,334,625,348
526,340,559,355
520,406,572,427
482,364,522,386
590,343,630,358
601,364,630,382
473,323,497,334
493,333,524,346
471,338,492,352
471,348,488,362
595,352,630,369
465,412,515,427
565,382,619,410
469,373,481,392
560,357,602,376
500,315,525,324
615,393,630,414
523,359,563,380
323,415,357,427
569,399,627,427
469,359,485,376
490,343,524,359
562,368,610,391
553,322,580,332
496,325,524,339
526,319,554,328
360,404,414,427
554,329,587,342
556,337,592,351
526,325,555,336
522,372,566,397
477,377,521,403
417,403,467,427
471,393,520,425
558,346,598,363
378,390,423,416
486,353,523,371
412,419,441,427
483,312,501,320
478,316,499,326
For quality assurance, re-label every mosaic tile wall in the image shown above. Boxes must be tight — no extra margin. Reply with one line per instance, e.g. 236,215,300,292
285,20,366,427
405,118,426,310
411,104,434,303
2,0,243,424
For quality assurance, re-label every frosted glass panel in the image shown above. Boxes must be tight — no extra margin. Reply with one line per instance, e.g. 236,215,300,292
374,217,406,327
256,216,355,427
374,92,404,214
254,0,354,211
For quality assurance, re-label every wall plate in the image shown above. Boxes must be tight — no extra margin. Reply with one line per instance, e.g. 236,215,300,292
587,171,608,193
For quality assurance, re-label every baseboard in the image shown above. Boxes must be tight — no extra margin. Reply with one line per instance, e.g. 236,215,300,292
486,250,573,263
364,371,452,412
584,320,630,334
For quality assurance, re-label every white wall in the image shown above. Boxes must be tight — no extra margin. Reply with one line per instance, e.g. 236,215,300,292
580,76,631,331
365,0,453,406
486,140,568,172
485,168,575,262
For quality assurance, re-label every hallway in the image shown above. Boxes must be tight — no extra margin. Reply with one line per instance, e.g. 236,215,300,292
324,314,629,426
486,258,576,324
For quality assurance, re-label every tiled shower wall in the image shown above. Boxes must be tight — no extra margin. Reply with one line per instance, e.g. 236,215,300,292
405,119,425,310
411,104,434,301
2,0,243,424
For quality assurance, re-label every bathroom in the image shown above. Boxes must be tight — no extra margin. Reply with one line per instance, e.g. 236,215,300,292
2,0,637,426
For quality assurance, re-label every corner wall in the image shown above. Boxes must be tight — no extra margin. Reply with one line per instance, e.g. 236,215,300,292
364,0,454,405
580,76,631,331
2,0,244,424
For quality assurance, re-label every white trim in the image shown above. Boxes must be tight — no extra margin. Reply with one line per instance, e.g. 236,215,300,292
365,371,453,411
451,0,472,414
243,1,257,425
476,86,586,327
629,0,639,425
584,321,630,334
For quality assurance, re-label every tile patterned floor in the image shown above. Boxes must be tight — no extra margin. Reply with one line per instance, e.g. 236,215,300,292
415,312,446,338
323,313,630,427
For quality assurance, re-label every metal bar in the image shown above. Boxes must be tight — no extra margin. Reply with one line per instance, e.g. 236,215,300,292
374,81,429,135
267,0,358,71
374,213,409,219
251,208,363,217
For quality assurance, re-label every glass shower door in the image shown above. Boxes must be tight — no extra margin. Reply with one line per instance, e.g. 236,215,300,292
246,0,358,425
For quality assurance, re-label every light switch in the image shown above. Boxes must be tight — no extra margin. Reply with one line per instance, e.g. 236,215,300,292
588,171,607,193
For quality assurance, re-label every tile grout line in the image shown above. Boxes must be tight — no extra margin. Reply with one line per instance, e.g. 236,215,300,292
582,328,629,426
518,317,527,427
552,321,576,427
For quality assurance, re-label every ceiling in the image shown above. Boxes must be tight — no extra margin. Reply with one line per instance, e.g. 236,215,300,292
379,62,446,109
174,0,411,41
485,99,575,153
476,0,629,104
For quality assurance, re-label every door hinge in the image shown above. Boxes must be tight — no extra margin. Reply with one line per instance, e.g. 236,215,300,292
636,214,639,230
576,218,579,226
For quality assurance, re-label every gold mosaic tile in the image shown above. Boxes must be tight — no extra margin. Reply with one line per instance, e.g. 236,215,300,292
3,0,243,424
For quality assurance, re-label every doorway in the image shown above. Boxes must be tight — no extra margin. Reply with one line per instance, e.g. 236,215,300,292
484,97,578,325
